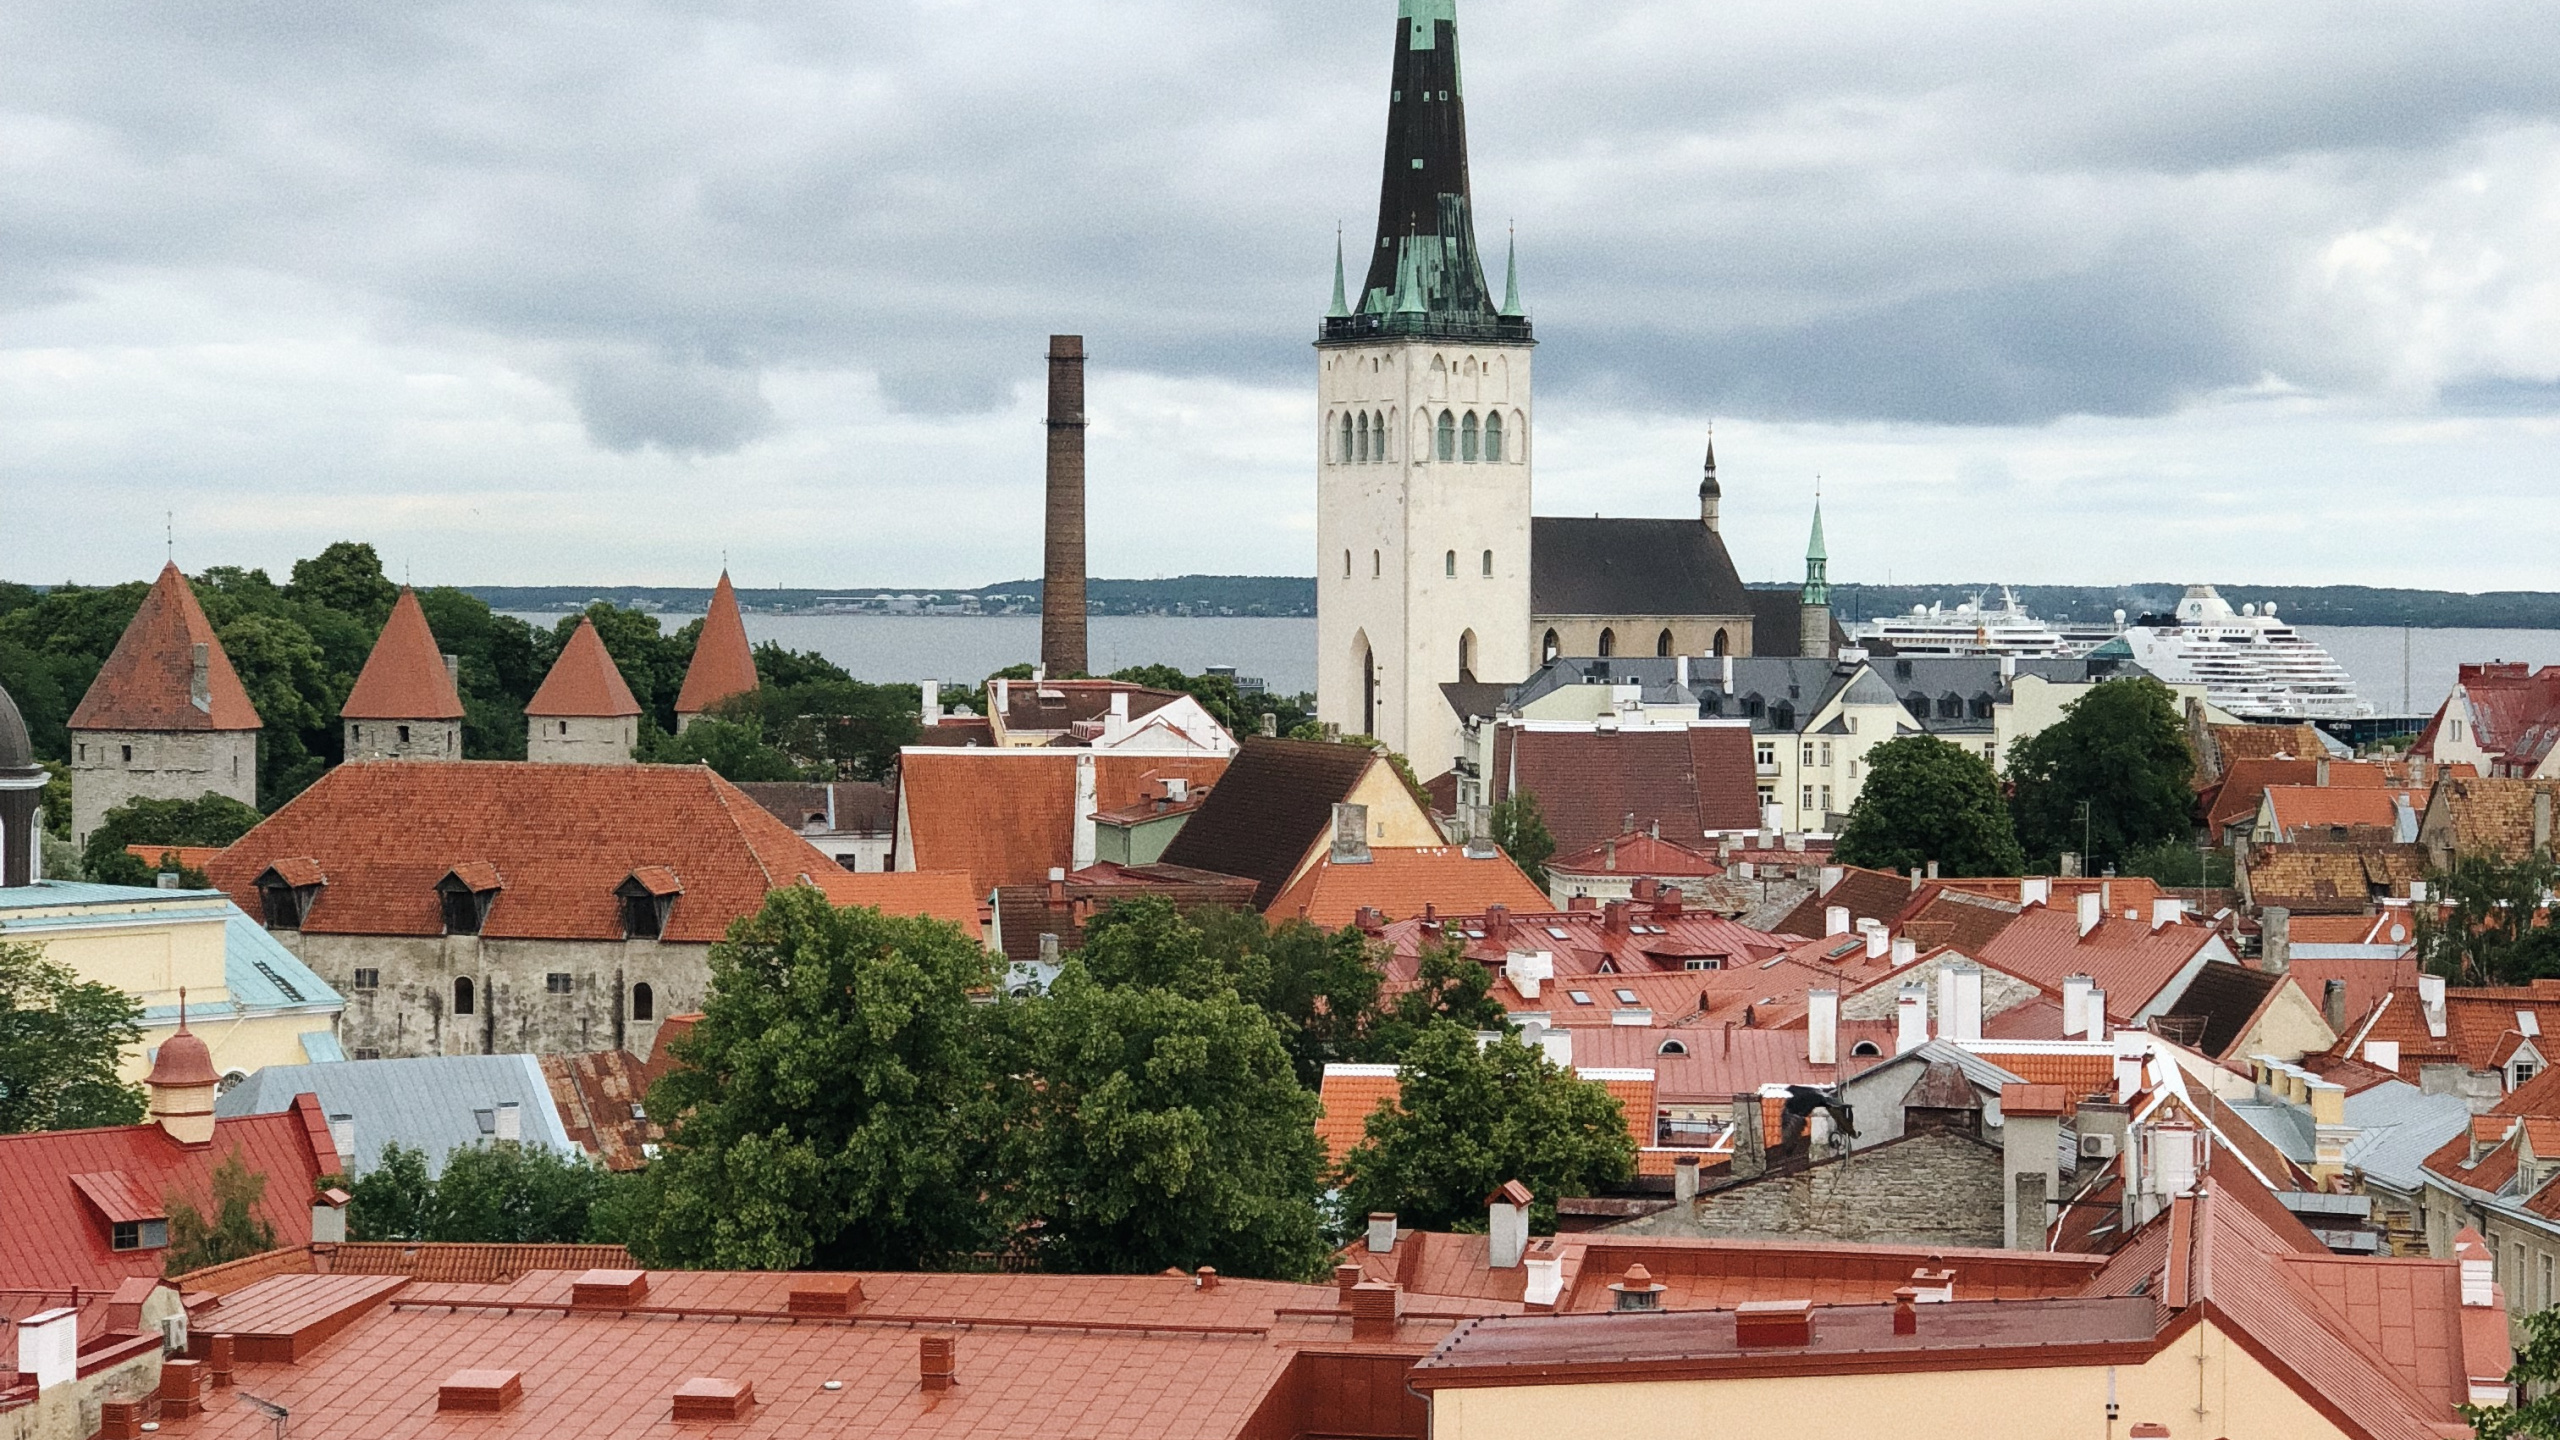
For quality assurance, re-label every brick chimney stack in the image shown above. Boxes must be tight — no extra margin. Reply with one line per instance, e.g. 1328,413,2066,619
1042,334,1088,678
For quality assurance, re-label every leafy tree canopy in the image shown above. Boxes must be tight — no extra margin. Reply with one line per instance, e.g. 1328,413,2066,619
2006,677,2196,871
2418,852,2560,986
1489,792,1557,888
0,939,145,1133
712,679,920,782
1834,734,2024,877
640,715,804,782
1341,1022,1635,1233
81,793,266,884
2466,1302,2560,1439
286,541,400,629
165,1149,277,1277
344,1140,627,1244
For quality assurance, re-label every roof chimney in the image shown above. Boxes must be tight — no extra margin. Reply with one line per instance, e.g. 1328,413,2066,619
2457,1229,2497,1307
1603,837,1617,872
2084,989,2107,1042
1808,988,1839,1065
1334,1263,1363,1301
2020,876,2051,907
2419,974,2448,1038
1860,919,1888,962
1330,802,1371,864
2063,975,2092,1037
1673,1154,1701,1204
494,1100,521,1143
1504,950,1552,1001
922,679,942,726
1603,900,1630,934
1721,654,1735,690
1896,984,1928,1053
1825,904,1850,937
920,1334,958,1393
1891,936,1916,967
1366,1213,1398,1254
1486,1180,1533,1268
1349,1282,1403,1340
14,1306,75,1391
2076,890,2102,938
1892,1287,1919,1335
1041,335,1088,677
2151,897,2184,930
2323,979,2348,1035
1941,965,1982,1042
438,1370,524,1413
443,653,460,696
1733,1299,1811,1346
1524,1247,1566,1309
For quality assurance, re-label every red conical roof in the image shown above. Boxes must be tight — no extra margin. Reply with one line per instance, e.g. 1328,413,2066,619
69,564,262,732
146,1003,219,1088
675,572,761,718
526,617,643,718
342,588,466,721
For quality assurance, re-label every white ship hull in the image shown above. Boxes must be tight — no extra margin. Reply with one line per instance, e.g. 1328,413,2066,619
2086,587,2372,721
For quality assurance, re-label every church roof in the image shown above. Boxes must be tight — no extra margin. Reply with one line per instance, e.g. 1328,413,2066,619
69,564,262,733
1529,517,1751,620
342,589,465,722
0,681,33,771
675,572,761,718
525,618,642,719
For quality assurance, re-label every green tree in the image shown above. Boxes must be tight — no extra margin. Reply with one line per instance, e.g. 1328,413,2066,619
1361,942,1512,1061
2466,1304,2560,1438
81,793,266,883
1834,734,2025,877
1002,965,1330,1279
426,1141,621,1243
1341,1023,1634,1233
416,586,546,760
717,680,920,782
0,939,145,1133
285,542,400,630
40,761,71,839
623,887,1001,1270
0,580,152,761
2118,837,2233,890
1488,792,1557,888
1082,900,1399,1087
164,1149,277,1276
2418,852,2560,986
640,716,804,781
344,1141,435,1240
2006,677,2196,871
753,642,853,689
211,608,333,806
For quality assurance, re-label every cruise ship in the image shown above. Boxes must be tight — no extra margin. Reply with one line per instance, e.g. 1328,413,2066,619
1851,588,2075,658
2085,586,2373,721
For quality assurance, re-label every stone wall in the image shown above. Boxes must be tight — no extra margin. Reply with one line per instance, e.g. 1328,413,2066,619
526,715,636,764
68,728,258,847
344,718,463,763
1605,1128,2005,1249
279,931,702,1058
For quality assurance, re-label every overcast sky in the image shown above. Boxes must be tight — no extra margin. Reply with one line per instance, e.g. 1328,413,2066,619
4,0,2557,591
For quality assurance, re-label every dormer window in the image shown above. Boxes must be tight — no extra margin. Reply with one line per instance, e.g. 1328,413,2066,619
72,1173,168,1251
436,864,503,937
254,858,327,930
618,867,682,941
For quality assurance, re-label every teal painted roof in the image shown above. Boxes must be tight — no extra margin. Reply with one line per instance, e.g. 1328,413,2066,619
0,880,341,1019
1806,501,1828,562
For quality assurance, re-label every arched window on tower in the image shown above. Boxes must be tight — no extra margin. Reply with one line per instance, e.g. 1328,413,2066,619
1484,410,1504,462
1436,410,1456,462
1481,549,1493,577
1543,629,1561,662
1657,629,1675,656
1355,411,1369,463
1372,550,1381,578
1598,628,1617,657
1461,412,1480,462
632,982,654,1021
1458,630,1477,682
1713,628,1729,656
1344,549,1353,579
1338,412,1352,463
1375,411,1388,461
1444,550,1457,577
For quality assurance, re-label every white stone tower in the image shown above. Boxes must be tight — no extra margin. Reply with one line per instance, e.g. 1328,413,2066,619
1316,0,1533,781
66,563,262,847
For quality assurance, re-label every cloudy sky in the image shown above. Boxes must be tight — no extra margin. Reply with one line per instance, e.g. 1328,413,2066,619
4,0,2557,591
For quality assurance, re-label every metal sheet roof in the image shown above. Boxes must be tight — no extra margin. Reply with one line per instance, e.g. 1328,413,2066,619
216,1054,575,1179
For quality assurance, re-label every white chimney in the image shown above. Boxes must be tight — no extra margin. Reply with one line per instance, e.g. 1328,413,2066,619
2114,1031,2150,1101
2419,974,2448,1039
1722,654,1736,691
1487,1187,1531,1269
328,1112,355,1159
1825,905,1851,937
1808,989,1839,1065
2410,879,2429,903
1891,936,1916,967
1999,654,2016,683
2084,989,2107,1042
1073,753,1100,869
1504,950,1553,1001
1366,1214,1398,1254
311,1192,348,1244
1935,965,1961,1041
2152,898,2185,929
1676,654,1690,690
2460,1234,2497,1308
14,1307,74,1391
921,679,942,726
993,676,1011,714
1896,983,1928,1053
1949,966,1983,1042
1673,1156,1701,1204
2063,976,2093,1036
494,1101,521,1142
1819,866,1844,895
2076,890,2102,938
2020,876,2051,907
1537,1028,1574,1068
2149,1121,2202,1199
1860,919,1888,961
1524,1253,1566,1307
1106,690,1131,741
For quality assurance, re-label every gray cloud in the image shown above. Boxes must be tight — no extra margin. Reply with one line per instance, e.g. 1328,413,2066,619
566,347,774,455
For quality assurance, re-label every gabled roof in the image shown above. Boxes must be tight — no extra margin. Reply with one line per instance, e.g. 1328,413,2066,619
1973,907,2222,1020
2208,722,2333,768
2246,842,2418,914
899,749,1232,899
989,863,1261,966
216,1054,574,1178
539,1049,664,1172
1154,738,1376,908
341,588,465,721
1489,724,1760,856
2262,784,2412,839
1548,830,1726,881
2154,962,2283,1059
2418,664,2560,773
673,572,760,718
68,563,261,732
2424,776,2560,862
0,1096,338,1290
525,617,642,719
205,762,842,942
1266,846,1549,928
731,779,897,833
1529,516,1751,620
1771,866,1918,940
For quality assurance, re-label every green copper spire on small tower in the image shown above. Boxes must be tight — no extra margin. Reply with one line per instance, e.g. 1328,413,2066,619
1801,489,1830,607
1329,231,1351,319
1499,228,1522,318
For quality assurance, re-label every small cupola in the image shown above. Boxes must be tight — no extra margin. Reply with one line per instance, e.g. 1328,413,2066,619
146,994,220,1146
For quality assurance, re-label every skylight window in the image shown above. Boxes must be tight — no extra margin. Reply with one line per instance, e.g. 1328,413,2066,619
1568,990,1594,1005
1547,926,1571,940
1615,989,1640,1004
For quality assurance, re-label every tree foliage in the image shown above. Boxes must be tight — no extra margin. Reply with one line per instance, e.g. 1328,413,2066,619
640,715,805,781
0,940,145,1133
1835,734,2024,877
1340,1023,1635,1233
1107,663,1312,739
164,1149,277,1276
344,1140,625,1244
80,793,266,885
2006,677,2196,871
2418,852,2560,986
1489,792,1556,888
710,677,920,782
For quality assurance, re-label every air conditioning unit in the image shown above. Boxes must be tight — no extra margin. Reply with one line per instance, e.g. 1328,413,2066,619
2080,1132,2119,1161
160,1312,189,1354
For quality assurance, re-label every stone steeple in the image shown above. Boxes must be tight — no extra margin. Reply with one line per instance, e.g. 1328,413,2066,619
675,572,761,732
66,564,262,847
526,617,643,764
342,587,465,762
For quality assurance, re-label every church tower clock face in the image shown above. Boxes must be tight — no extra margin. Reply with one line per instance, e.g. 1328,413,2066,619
1315,0,1533,777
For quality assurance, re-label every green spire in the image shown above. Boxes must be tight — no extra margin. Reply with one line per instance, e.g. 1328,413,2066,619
1499,230,1522,317
1329,233,1351,319
1802,495,1830,607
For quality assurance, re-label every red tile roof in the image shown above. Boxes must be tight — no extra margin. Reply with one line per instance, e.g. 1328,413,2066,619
2262,785,2413,839
525,617,641,719
1489,724,1760,857
2419,664,2560,776
803,868,986,933
1547,831,1725,881
1771,867,1920,939
68,563,262,732
2209,723,2334,768
1974,906,2222,1021
205,762,846,942
341,588,465,721
1560,1024,1890,1105
539,1052,663,1172
1316,1063,1656,1172
674,573,760,718
0,1097,338,1291
900,750,1231,898
1266,847,1550,928
1370,905,1805,1023
122,844,229,873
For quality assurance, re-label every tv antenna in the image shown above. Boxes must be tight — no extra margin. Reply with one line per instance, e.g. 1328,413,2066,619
238,1391,290,1439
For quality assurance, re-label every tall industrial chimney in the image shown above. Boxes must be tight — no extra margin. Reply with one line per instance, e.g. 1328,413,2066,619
1042,335,1088,677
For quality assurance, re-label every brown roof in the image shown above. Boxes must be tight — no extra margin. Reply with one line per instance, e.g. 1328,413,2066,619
990,863,1260,966
1548,831,1726,881
2427,776,2560,863
2210,723,2332,767
1973,907,2221,1021
2204,758,2323,836
2246,843,2417,914
994,679,1182,737
525,617,642,719
1896,887,2026,954
731,780,897,833
1489,724,1760,857
68,563,261,732
674,572,760,718
540,1051,662,1171
1156,738,1379,908
1772,867,1920,940
899,750,1233,898
342,587,466,721
205,762,842,942
2153,961,2284,1059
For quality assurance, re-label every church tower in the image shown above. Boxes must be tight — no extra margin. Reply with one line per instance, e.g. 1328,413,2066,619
1316,0,1534,779
1799,499,1834,660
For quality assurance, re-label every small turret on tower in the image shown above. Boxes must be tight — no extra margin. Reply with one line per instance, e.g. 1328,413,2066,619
1699,436,1721,533
146,993,220,1147
342,587,466,762
674,572,761,733
526,617,643,763
1799,494,1834,660
67,564,263,848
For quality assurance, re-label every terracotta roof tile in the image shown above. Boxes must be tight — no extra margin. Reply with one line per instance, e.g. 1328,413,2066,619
2262,784,2415,839
900,751,1232,898
1771,867,1921,939
1267,847,1550,929
540,1052,662,1171
206,762,842,942
2247,843,2411,914
1548,831,1725,881
2205,758,2325,835
341,588,465,721
2428,776,2560,863
989,864,1259,966
68,563,261,732
673,573,760,718
122,844,229,873
524,617,641,719
1488,725,1760,857
1973,908,2222,1020
2209,723,2332,767
802,869,986,933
